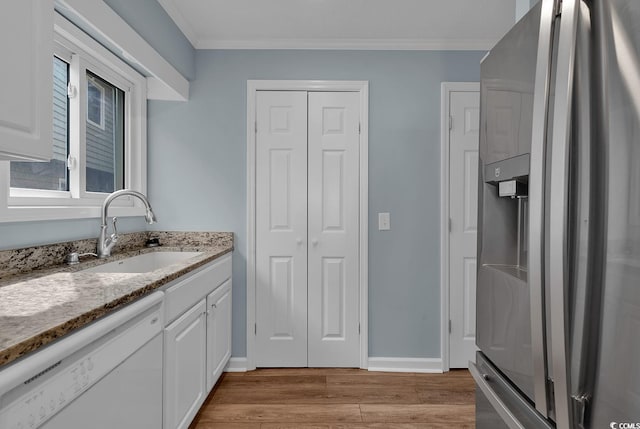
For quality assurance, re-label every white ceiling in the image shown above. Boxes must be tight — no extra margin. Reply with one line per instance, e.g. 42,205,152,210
157,0,518,50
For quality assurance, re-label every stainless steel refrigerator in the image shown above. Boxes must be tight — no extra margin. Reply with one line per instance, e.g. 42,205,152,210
472,0,640,428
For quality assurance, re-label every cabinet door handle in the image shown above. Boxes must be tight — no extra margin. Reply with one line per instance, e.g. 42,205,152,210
311,238,318,246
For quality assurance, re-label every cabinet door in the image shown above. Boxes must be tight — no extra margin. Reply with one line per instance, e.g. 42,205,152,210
0,0,53,161
206,279,232,392
164,300,207,429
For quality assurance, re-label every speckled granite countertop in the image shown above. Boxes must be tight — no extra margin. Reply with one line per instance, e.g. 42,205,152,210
0,231,233,368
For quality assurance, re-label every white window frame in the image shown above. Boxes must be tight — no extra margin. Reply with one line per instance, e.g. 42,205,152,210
0,12,147,223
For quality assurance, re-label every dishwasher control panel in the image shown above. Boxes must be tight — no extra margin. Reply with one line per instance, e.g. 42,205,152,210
0,305,162,429
4,356,97,429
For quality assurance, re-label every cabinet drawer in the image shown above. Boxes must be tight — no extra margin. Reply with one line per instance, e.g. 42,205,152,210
165,254,231,324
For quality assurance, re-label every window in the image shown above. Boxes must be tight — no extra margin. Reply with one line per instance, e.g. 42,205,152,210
85,71,125,194
0,14,147,222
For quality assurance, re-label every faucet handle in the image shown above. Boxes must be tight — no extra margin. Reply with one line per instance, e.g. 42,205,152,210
111,216,119,240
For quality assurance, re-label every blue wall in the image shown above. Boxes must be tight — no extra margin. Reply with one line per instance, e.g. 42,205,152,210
0,218,146,251
147,49,485,358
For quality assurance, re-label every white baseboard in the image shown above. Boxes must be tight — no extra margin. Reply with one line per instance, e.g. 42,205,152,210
367,357,444,373
224,357,248,372
224,356,443,373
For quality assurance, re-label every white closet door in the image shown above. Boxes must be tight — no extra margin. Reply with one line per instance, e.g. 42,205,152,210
307,92,360,367
255,91,309,367
449,90,480,368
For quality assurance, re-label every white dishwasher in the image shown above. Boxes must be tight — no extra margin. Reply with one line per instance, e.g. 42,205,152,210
0,291,164,429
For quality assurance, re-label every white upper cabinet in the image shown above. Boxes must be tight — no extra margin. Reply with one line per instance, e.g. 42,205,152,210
0,0,53,161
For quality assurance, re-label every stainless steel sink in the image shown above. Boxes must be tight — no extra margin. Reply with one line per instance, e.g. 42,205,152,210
82,252,202,274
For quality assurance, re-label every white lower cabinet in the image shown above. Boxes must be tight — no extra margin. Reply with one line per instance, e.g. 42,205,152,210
164,300,208,429
163,254,232,429
206,279,232,391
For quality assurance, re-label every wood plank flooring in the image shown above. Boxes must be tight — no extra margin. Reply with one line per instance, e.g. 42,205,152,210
190,368,475,428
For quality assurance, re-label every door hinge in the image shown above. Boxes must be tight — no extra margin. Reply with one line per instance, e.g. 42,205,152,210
358,123,361,135
358,323,361,334
449,115,453,131
449,217,452,232
254,323,257,335
555,0,563,16
449,320,452,333
255,121,257,133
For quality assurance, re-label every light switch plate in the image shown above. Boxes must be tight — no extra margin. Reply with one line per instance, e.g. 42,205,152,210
378,212,390,231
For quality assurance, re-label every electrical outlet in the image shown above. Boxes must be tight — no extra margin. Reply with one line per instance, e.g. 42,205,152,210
378,212,390,231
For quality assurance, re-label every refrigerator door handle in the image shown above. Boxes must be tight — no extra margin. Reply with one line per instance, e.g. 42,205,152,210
571,393,590,428
548,0,580,428
470,362,526,429
528,0,558,418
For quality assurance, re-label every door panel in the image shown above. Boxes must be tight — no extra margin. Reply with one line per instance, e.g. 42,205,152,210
307,92,360,367
449,90,480,368
269,150,293,229
588,1,640,425
321,257,346,339
321,150,346,231
255,91,308,367
270,257,295,337
476,0,541,397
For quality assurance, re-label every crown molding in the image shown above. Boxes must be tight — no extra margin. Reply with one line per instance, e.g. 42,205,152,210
156,1,501,52
194,37,496,51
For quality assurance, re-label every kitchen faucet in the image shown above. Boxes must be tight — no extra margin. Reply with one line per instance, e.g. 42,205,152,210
97,189,157,258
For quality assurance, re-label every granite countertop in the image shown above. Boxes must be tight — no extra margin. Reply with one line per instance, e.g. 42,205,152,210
0,231,233,368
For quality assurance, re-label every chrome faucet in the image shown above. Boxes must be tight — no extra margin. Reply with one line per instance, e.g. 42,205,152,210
97,189,157,258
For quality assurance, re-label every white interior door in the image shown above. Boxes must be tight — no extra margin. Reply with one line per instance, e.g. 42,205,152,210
255,91,308,367
255,90,361,368
307,92,360,367
449,90,480,368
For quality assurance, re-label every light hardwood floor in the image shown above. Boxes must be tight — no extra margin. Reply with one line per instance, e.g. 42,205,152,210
190,368,475,428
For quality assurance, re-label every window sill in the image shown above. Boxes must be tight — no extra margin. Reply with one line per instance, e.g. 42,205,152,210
0,205,147,223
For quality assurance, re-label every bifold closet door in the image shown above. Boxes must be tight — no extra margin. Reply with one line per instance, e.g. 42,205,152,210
255,90,360,368
255,91,308,367
307,92,360,367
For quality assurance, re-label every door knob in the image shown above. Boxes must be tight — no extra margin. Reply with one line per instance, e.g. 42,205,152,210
311,238,319,246
296,237,303,245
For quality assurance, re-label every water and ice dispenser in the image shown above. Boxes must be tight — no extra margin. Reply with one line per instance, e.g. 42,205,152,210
476,151,535,397
481,153,530,274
